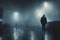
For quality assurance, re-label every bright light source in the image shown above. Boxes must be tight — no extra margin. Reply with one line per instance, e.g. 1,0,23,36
13,12,20,22
44,2,49,8
0,19,2,21
43,2,52,10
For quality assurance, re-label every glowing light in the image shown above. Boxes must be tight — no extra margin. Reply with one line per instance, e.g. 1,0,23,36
35,2,53,22
0,37,2,40
44,2,49,8
0,19,2,21
13,12,20,22
47,18,51,22
43,2,53,11
13,28,23,40
45,33,48,40
31,31,34,40
13,28,18,40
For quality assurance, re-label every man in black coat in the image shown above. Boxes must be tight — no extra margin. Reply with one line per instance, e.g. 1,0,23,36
40,15,47,40
41,14,47,31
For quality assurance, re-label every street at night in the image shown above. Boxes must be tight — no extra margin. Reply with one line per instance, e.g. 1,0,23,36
0,0,60,40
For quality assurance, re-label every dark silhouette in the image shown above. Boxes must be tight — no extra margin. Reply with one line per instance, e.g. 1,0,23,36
40,15,47,40
41,15,47,26
41,15,47,32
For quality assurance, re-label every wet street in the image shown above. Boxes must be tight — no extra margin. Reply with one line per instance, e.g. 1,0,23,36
13,24,52,40
1,0,60,40
1,21,60,40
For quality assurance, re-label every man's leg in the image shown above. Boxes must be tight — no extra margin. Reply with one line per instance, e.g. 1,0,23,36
42,25,46,40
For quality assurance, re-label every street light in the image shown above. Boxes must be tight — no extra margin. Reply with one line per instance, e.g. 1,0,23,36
0,19,2,21
13,12,20,22
43,2,53,11
44,2,49,9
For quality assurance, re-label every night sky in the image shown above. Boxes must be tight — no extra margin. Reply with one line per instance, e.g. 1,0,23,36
1,0,60,26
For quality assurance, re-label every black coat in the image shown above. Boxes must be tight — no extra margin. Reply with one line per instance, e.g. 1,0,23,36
41,16,47,25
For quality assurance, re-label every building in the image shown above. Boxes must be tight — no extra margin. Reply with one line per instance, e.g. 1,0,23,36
0,8,3,40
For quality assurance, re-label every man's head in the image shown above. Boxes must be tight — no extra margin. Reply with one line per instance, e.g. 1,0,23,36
43,14,45,17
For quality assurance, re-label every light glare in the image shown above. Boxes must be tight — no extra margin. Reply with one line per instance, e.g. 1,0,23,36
43,2,52,11
45,33,48,40
31,31,34,40
35,2,53,22
13,12,20,22
13,28,23,40
0,19,2,21
44,2,49,8
0,37,2,40
13,28,18,40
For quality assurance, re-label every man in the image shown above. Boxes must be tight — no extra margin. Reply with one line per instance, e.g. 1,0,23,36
41,15,47,31
40,15,47,40
41,15,47,26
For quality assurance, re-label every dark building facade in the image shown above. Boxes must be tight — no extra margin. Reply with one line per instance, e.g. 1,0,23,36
0,8,3,37
0,8,3,19
0,7,3,40
2,23,13,40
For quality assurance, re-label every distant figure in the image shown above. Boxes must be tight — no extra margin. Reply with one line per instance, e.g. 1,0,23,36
41,15,47,26
41,14,47,31
40,15,47,40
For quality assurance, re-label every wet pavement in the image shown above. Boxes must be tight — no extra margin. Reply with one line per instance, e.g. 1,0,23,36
13,25,52,40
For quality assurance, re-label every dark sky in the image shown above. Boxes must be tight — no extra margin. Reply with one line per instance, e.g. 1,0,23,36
1,0,60,26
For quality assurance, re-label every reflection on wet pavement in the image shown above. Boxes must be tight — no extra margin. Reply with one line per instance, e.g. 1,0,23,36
12,26,52,40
